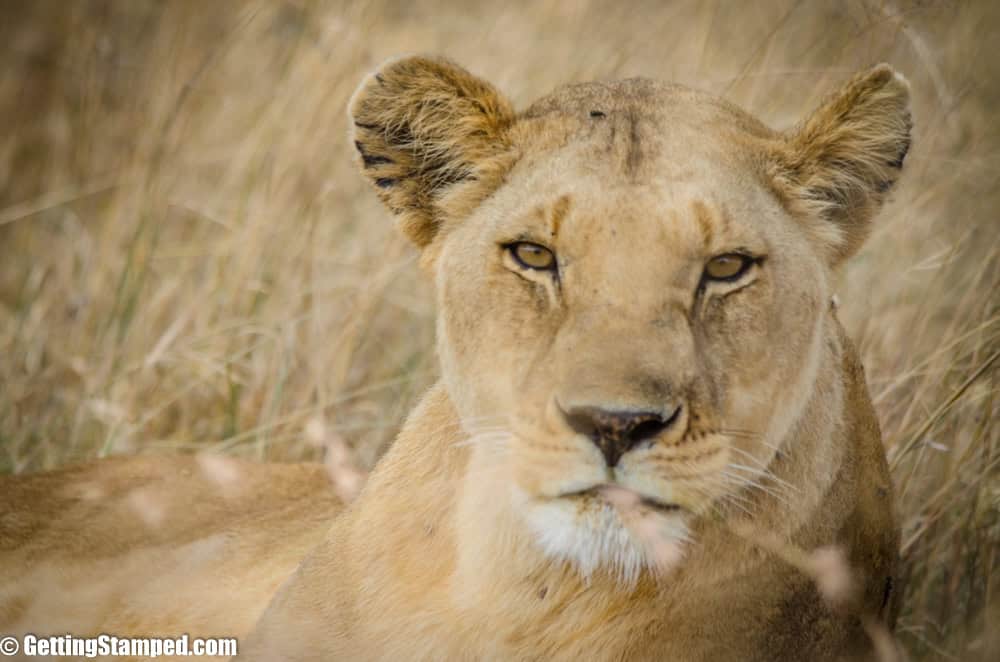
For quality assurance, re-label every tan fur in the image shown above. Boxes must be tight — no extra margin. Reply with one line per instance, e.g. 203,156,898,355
1,58,910,661
0,456,339,660
767,65,912,263
350,56,517,247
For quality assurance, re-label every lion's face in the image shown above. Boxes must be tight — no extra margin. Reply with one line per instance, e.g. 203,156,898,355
434,93,830,576
350,60,910,578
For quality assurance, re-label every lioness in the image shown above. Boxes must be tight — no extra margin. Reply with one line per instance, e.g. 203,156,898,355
1,57,910,661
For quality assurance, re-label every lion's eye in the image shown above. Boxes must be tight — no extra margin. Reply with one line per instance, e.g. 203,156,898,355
704,253,754,281
509,242,556,271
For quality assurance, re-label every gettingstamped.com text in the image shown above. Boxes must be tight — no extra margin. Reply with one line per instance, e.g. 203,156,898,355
1,634,237,658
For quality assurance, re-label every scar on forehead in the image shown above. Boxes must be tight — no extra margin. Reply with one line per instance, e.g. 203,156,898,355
549,194,572,238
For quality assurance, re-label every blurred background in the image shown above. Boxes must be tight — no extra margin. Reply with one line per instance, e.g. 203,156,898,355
0,0,996,658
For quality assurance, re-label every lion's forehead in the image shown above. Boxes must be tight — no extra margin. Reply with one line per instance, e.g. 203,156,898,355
516,78,776,176
520,77,770,132
503,89,777,240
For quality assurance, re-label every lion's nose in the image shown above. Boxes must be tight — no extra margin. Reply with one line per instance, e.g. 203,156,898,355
562,405,681,467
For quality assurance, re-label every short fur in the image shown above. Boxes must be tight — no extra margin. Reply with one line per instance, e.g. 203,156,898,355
1,58,911,661
0,456,338,657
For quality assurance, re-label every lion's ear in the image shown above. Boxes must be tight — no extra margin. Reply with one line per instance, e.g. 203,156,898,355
769,64,912,264
349,56,516,247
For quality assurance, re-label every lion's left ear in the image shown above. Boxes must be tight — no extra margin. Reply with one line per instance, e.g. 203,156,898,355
349,56,517,248
769,64,912,265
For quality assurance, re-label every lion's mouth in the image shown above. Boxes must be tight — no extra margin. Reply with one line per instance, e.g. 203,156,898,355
562,484,683,514
637,496,682,513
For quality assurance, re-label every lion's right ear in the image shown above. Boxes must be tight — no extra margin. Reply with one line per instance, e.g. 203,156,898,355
349,56,517,247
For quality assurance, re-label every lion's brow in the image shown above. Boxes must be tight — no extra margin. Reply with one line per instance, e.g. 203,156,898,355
550,194,572,238
690,199,733,250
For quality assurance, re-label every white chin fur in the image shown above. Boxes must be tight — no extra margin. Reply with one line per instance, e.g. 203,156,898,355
514,489,689,587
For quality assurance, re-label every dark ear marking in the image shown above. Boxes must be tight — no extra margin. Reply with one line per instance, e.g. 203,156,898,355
880,575,894,615
363,153,395,167
354,141,395,168
348,55,516,247
887,133,911,170
589,109,606,118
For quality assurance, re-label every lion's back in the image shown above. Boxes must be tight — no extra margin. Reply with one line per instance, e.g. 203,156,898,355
0,455,339,653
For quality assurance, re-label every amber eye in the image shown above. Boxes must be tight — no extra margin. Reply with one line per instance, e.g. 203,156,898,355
704,253,754,281
509,242,557,271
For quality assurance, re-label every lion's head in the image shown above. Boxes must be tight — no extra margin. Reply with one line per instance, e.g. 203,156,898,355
349,57,910,581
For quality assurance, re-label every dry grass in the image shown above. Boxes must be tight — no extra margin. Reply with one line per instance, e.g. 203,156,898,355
0,0,996,659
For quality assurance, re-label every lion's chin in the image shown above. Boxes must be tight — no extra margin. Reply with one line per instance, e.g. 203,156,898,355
515,488,690,586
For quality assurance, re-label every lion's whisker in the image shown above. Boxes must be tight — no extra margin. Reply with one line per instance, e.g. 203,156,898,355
453,431,513,449
720,469,794,507
716,428,760,440
420,415,509,440
725,450,800,493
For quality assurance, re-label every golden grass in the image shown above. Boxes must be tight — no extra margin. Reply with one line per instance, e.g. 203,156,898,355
1,1,996,658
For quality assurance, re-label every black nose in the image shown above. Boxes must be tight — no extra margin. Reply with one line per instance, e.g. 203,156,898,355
563,405,681,466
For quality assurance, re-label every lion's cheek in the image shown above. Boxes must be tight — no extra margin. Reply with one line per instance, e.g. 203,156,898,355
437,268,555,423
